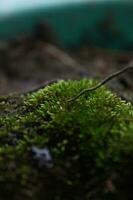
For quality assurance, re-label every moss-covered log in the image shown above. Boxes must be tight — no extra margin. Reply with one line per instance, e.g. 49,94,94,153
0,79,133,200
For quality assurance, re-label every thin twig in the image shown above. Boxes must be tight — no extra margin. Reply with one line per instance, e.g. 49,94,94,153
21,79,60,95
67,65,133,102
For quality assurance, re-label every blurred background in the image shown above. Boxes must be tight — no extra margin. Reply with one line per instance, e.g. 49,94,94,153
0,0,133,101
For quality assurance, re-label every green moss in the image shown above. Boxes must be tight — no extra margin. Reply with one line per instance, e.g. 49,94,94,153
0,79,133,200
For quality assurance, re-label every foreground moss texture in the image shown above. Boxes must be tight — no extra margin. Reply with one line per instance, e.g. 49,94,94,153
0,79,133,200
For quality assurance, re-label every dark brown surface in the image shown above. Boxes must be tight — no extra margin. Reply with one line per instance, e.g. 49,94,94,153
0,34,133,101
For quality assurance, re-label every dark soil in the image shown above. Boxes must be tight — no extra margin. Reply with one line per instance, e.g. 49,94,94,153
0,29,133,102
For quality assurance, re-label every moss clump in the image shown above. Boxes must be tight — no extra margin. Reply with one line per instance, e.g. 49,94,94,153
0,79,133,200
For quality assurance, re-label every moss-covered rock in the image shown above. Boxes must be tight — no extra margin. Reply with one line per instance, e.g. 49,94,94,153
0,79,133,200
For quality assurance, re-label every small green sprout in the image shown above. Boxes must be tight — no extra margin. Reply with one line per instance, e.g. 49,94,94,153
68,65,133,102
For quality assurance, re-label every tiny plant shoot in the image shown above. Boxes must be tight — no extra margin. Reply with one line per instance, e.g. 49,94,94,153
67,65,133,102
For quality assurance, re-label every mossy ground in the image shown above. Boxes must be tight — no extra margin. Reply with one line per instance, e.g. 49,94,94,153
0,79,133,200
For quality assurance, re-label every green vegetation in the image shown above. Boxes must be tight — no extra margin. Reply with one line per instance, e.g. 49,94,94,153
0,79,133,200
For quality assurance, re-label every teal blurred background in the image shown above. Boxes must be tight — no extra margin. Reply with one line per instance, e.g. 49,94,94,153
0,0,133,49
